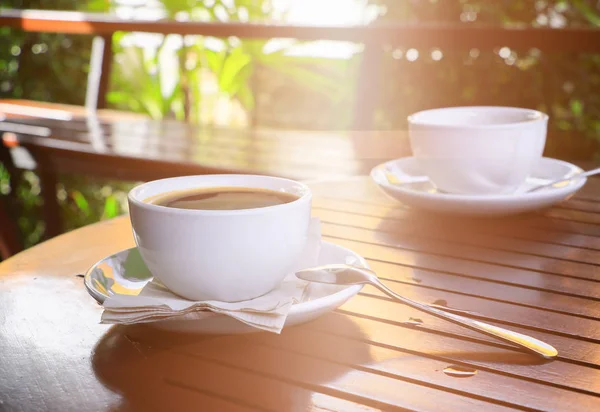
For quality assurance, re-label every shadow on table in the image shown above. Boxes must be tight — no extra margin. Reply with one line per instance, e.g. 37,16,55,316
374,206,568,242
371,209,559,366
430,349,552,365
92,314,372,411
374,207,575,293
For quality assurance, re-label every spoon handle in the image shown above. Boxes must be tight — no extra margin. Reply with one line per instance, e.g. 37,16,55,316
371,279,558,359
528,166,600,193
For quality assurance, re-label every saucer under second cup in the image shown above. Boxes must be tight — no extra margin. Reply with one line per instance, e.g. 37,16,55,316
370,156,586,216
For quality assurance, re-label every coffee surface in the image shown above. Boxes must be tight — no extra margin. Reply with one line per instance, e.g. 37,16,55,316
147,187,299,210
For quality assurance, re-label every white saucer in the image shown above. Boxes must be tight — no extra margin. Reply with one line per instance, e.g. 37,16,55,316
370,157,586,216
84,241,365,334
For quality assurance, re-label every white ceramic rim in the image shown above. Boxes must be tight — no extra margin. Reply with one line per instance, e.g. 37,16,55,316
370,157,586,202
407,106,549,130
128,174,312,216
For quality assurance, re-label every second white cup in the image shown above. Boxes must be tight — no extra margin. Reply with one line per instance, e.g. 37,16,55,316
408,106,548,195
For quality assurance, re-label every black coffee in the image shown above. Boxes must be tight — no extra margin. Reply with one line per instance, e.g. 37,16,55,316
148,187,299,210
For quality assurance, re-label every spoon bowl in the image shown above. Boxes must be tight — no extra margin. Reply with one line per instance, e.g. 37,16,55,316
296,264,378,285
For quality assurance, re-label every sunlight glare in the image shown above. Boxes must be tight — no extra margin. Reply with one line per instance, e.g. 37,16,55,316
406,48,419,62
273,0,377,26
267,0,378,59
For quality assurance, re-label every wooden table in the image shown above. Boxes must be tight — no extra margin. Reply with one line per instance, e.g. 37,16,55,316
0,100,407,240
0,100,407,180
2,177,600,411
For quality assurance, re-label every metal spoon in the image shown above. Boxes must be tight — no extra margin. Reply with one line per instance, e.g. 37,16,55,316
527,167,600,193
296,264,558,359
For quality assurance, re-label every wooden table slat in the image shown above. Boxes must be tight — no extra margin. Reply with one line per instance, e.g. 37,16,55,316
313,195,600,250
313,195,600,240
320,220,600,281
365,259,600,321
93,327,383,412
252,326,600,411
316,206,600,265
170,333,517,411
329,235,600,301
557,199,600,214
339,295,600,368
310,312,600,395
349,281,600,342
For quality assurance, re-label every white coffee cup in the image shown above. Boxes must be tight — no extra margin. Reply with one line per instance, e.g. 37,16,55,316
128,175,312,302
408,106,548,195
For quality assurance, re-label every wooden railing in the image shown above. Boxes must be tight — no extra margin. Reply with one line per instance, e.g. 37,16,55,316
2,8,600,128
3,9,600,48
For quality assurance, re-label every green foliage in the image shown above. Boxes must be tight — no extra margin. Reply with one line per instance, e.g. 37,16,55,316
57,176,134,234
0,0,107,103
572,0,600,25
106,0,271,121
0,0,127,249
0,168,44,248
106,0,349,126
108,40,180,119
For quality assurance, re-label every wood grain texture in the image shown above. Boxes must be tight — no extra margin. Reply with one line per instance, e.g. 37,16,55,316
0,103,407,181
2,178,600,410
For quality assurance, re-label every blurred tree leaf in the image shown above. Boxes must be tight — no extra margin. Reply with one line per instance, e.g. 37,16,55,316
572,0,600,26
86,0,110,13
161,0,196,17
571,99,584,117
218,47,253,94
236,82,255,110
204,48,227,75
102,195,119,220
71,190,90,217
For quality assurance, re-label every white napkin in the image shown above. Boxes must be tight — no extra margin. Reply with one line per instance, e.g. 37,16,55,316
100,218,322,333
